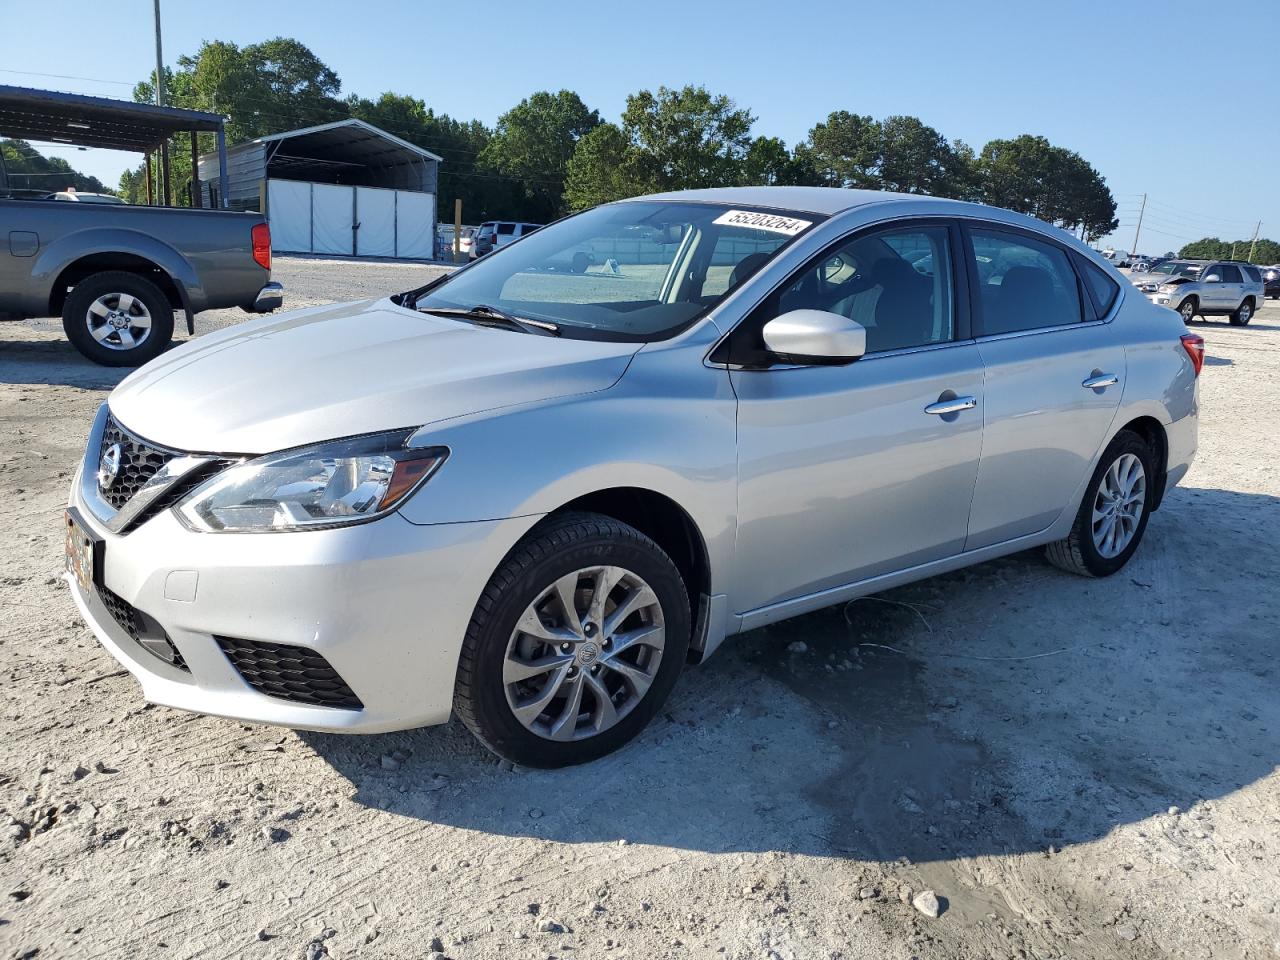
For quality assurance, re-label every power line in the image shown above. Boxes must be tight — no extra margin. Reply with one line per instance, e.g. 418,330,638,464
0,67,135,87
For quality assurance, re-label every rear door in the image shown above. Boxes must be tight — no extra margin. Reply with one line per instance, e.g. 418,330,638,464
963,223,1125,549
1214,263,1243,310
495,222,517,249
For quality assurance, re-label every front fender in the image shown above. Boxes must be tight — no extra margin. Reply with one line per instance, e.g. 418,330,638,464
397,344,738,596
29,228,201,315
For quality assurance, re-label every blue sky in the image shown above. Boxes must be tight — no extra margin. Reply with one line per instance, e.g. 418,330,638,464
3,0,1276,253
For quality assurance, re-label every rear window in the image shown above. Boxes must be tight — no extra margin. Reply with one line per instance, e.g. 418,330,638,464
497,223,517,235
1080,258,1121,316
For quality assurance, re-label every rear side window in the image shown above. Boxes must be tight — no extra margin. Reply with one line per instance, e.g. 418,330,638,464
1217,264,1242,283
497,223,517,236
1242,265,1261,283
1079,258,1121,317
969,228,1083,335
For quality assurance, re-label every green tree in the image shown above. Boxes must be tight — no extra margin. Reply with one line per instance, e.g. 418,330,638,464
804,111,881,188
1178,237,1280,264
564,123,642,210
480,90,600,221
876,115,968,196
743,136,819,186
620,85,755,191
975,134,1116,241
1,139,109,195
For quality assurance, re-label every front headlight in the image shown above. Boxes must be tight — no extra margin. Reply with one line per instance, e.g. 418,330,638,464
176,429,448,533
1157,283,1179,293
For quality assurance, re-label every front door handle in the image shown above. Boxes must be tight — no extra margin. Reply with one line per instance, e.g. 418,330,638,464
1082,373,1119,389
924,396,978,416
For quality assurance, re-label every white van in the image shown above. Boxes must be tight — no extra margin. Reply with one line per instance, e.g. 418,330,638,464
1102,248,1132,268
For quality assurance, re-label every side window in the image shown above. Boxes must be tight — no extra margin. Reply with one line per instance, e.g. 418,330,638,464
773,225,954,354
519,224,540,237
970,228,1083,335
497,223,517,236
1243,265,1261,283
1217,264,1242,283
1079,257,1121,317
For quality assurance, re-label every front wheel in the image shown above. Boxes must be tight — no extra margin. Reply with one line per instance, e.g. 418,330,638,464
61,271,174,367
454,512,691,768
1177,297,1198,324
1046,430,1155,578
1229,299,1253,326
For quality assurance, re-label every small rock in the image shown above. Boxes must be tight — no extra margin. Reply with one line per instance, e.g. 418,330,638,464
617,838,629,846
1115,924,1139,941
427,953,447,960
429,935,445,952
213,879,230,890
536,918,564,934
527,903,541,915
1167,806,1180,816
787,641,808,654
898,886,913,904
827,720,839,729
256,929,271,941
262,826,290,843
857,887,877,901
940,696,959,709
93,760,114,774
528,808,544,819
912,890,941,919
380,755,401,771
304,941,329,960
71,765,91,781
897,795,924,815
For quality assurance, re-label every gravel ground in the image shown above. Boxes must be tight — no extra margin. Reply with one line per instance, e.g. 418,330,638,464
1,258,1277,960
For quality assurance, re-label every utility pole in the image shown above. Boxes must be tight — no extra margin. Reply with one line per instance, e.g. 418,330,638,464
1131,193,1146,257
153,0,170,205
1248,220,1262,263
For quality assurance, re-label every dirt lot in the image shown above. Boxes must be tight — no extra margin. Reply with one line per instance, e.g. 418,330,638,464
1,258,1277,960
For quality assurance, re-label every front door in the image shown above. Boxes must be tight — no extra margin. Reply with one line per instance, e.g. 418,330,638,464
963,224,1125,549
728,221,984,615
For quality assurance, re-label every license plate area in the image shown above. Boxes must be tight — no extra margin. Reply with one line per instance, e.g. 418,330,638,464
64,507,104,595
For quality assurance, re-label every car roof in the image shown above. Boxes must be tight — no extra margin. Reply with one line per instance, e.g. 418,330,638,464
628,186,926,216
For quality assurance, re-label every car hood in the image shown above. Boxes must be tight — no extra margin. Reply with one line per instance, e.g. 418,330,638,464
108,298,642,453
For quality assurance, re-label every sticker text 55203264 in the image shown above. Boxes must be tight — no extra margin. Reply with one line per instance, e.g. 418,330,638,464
712,210,813,236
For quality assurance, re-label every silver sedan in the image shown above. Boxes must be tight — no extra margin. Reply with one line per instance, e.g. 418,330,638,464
65,187,1200,767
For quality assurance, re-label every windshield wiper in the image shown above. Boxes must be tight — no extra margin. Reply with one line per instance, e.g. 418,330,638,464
421,304,560,336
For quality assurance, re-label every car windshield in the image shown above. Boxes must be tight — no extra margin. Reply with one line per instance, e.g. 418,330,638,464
1150,261,1202,277
404,201,823,340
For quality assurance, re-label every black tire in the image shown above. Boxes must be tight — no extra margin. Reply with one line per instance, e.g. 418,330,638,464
1045,430,1156,578
570,251,590,274
1177,297,1197,324
62,271,175,367
454,512,691,768
1229,298,1254,326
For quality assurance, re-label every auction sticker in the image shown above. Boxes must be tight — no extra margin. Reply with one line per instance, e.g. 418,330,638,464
712,210,813,236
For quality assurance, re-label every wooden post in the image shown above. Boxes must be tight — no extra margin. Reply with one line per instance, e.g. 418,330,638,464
453,198,462,263
159,140,171,206
144,151,153,205
190,131,200,207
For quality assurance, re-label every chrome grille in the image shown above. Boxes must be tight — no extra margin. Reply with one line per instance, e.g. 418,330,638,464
98,415,179,511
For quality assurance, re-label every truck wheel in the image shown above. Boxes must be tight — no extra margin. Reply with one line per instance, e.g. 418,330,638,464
1229,298,1253,326
1177,297,1197,324
62,271,174,367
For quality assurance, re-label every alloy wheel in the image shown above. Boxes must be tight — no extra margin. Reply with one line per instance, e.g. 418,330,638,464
1179,300,1195,323
1091,453,1146,559
86,292,152,351
503,565,665,742
1238,302,1252,324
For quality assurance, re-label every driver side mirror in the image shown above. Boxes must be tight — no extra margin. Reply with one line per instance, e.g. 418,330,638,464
1203,273,1221,283
762,310,866,365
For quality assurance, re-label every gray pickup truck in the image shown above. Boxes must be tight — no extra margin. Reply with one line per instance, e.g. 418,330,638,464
0,192,283,365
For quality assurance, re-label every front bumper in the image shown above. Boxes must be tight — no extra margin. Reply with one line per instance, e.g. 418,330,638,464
67,430,540,733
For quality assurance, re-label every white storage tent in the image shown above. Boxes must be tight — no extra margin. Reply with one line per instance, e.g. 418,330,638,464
199,118,442,260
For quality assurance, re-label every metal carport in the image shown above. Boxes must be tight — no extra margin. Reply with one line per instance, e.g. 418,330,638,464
0,83,229,206
197,119,441,259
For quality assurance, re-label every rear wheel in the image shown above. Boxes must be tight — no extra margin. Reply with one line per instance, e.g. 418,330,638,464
61,271,174,367
454,512,691,768
1177,297,1198,324
1046,430,1155,578
1229,298,1254,326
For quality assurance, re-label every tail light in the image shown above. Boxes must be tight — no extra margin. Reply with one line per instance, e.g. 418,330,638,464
1180,333,1204,377
251,223,271,271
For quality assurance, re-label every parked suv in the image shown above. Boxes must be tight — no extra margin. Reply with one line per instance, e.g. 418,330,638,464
66,187,1200,768
1133,259,1263,325
472,221,542,259
1262,264,1280,300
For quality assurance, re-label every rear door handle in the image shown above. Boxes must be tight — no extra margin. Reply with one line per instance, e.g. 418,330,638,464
1082,373,1119,389
924,396,978,416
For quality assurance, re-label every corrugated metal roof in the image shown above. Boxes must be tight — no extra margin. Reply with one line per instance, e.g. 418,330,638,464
0,84,224,152
246,118,443,164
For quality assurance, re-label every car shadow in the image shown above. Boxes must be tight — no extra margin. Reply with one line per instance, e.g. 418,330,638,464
302,485,1280,866
0,333,189,389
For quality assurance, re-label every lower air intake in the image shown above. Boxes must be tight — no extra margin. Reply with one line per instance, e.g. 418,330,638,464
215,636,363,710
